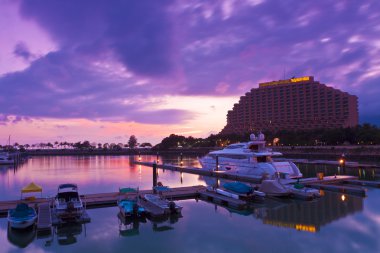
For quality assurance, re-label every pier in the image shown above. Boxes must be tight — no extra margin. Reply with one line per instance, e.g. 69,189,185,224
37,203,52,231
1,162,378,223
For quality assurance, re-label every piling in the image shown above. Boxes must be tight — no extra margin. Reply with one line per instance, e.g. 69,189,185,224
153,161,158,190
215,155,219,171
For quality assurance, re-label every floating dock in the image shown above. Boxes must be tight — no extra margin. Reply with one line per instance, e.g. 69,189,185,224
37,203,52,231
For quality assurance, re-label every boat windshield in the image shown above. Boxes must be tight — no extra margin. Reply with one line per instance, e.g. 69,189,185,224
57,192,80,202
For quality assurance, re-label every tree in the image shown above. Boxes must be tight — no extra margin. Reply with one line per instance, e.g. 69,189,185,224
128,135,138,148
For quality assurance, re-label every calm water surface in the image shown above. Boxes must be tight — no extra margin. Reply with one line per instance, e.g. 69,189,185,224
0,155,379,253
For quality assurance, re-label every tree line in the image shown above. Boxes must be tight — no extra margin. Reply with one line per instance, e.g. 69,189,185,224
1,135,153,151
154,123,380,149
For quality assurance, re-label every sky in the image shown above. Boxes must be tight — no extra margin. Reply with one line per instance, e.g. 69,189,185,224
0,0,380,145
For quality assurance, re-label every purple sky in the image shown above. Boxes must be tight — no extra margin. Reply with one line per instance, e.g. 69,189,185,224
0,0,380,144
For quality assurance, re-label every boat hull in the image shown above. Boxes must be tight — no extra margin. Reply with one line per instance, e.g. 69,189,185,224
8,216,37,229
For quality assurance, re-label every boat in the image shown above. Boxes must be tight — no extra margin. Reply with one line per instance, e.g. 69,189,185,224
258,179,292,197
118,199,146,217
223,182,266,201
54,184,84,220
144,194,182,214
0,152,14,165
288,181,321,200
199,133,303,179
7,203,37,229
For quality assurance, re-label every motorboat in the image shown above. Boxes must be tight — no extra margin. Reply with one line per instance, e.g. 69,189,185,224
118,199,146,217
0,152,14,165
54,184,84,220
223,182,265,201
8,203,37,229
199,133,302,179
144,194,182,214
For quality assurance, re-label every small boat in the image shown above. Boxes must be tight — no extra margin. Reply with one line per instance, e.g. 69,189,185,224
288,182,321,200
54,184,84,220
144,194,182,214
8,203,37,229
118,199,146,217
258,180,292,197
0,152,14,165
223,182,265,201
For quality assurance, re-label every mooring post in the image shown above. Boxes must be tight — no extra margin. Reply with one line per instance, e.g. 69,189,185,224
153,161,157,193
180,153,183,166
156,152,159,163
215,155,219,171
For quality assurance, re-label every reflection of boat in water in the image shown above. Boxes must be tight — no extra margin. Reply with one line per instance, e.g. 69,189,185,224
200,133,303,179
8,203,37,229
147,213,182,232
56,222,83,245
7,224,36,248
117,212,146,237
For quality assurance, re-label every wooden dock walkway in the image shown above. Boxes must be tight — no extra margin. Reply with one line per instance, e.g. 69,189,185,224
37,203,52,231
0,186,207,217
134,161,262,184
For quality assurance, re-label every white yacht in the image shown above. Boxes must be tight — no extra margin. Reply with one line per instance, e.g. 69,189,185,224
0,152,14,165
199,133,302,179
54,184,84,219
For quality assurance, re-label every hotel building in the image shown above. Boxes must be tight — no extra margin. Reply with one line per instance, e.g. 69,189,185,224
221,76,358,134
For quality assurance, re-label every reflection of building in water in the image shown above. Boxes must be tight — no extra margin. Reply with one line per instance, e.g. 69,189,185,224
256,192,363,233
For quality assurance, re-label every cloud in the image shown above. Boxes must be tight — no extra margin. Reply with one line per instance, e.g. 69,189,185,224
13,42,34,61
0,0,379,127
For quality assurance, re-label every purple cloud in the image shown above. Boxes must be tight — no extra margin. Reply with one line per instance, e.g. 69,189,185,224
0,0,379,126
13,42,34,61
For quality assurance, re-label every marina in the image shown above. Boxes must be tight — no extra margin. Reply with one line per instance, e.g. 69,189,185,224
0,155,379,252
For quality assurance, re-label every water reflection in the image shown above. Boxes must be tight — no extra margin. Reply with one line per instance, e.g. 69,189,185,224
0,155,378,252
117,212,146,237
56,223,83,245
148,213,182,232
7,225,36,248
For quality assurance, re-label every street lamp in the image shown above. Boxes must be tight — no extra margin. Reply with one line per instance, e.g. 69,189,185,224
339,153,346,174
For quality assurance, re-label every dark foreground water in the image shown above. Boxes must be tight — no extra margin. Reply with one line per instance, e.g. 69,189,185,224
0,155,379,253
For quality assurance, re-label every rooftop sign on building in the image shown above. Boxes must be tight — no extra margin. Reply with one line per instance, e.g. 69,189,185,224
259,76,314,88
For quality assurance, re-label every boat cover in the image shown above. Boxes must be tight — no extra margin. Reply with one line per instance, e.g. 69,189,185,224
119,187,138,194
223,182,252,194
10,203,33,218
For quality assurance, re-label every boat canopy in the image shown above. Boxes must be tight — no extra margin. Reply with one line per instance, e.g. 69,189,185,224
21,182,42,193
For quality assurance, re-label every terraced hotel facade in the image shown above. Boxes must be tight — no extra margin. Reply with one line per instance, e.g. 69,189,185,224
221,76,358,134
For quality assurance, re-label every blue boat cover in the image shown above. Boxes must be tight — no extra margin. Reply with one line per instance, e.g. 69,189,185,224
10,203,34,218
153,186,170,192
119,187,138,193
223,182,253,194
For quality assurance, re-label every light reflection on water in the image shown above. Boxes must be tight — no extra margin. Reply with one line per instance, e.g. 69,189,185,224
0,155,379,253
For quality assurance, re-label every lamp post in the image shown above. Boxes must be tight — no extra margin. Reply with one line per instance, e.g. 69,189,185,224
339,153,346,175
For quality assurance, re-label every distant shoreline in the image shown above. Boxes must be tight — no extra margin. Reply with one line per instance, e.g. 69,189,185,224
24,146,380,160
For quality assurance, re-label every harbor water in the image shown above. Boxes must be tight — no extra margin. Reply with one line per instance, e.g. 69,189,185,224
0,155,379,253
